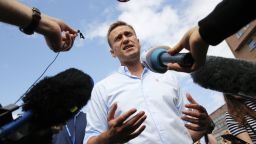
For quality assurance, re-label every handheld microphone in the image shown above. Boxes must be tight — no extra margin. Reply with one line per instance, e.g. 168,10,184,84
141,46,194,73
191,56,256,99
0,68,94,142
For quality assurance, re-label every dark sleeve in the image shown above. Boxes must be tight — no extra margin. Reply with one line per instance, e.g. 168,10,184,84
198,0,256,46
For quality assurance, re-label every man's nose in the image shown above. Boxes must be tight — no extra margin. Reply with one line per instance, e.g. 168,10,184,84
122,36,129,44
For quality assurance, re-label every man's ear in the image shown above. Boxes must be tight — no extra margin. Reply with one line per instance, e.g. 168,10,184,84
110,49,116,58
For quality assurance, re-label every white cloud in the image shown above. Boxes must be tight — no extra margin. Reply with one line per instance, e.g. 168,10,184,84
181,0,221,25
118,5,180,48
117,0,164,11
86,22,110,39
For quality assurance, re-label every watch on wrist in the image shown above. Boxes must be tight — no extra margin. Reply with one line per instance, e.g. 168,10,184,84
207,119,215,134
20,7,41,35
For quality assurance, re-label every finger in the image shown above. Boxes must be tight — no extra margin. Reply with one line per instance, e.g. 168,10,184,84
63,31,72,50
132,115,147,130
166,63,192,73
184,123,204,131
63,34,76,52
115,108,137,125
47,37,61,52
124,111,145,127
61,22,77,34
64,33,76,48
68,34,76,49
191,62,200,72
185,104,201,111
186,93,198,104
185,104,207,113
182,110,202,118
167,41,184,55
108,103,117,121
127,125,146,140
124,112,146,132
61,43,67,51
181,116,200,125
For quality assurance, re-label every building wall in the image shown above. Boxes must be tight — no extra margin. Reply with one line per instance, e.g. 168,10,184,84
210,104,229,144
226,20,256,60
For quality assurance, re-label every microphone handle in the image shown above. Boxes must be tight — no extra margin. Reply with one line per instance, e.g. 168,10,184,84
0,110,32,138
160,52,194,67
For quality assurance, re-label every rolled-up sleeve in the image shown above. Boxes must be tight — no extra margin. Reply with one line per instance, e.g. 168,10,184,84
84,84,108,143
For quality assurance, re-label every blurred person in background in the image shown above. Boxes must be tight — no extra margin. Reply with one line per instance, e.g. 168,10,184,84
52,111,86,144
224,94,256,144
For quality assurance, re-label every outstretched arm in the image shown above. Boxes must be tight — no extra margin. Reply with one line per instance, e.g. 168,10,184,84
0,0,77,52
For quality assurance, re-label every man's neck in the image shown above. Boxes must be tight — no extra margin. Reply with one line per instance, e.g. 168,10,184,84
124,62,144,78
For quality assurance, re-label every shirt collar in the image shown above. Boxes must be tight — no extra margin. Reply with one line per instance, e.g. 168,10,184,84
117,65,149,78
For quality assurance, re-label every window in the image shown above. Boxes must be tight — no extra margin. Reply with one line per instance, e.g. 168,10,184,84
236,30,245,38
247,38,256,51
235,24,250,39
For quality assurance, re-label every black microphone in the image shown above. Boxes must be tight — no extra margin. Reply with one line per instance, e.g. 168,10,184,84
191,56,256,99
0,68,93,143
141,46,194,73
22,68,93,128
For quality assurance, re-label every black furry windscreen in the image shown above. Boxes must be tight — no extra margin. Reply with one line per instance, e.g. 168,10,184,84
22,68,93,128
191,56,256,98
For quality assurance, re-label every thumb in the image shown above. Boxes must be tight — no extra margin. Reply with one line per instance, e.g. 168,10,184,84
167,41,183,56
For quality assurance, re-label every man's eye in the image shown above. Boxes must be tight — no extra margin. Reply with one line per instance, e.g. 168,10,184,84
125,32,132,37
115,35,122,42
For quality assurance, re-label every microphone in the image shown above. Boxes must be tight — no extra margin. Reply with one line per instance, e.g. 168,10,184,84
22,68,93,128
141,46,194,73
0,68,94,142
191,56,256,99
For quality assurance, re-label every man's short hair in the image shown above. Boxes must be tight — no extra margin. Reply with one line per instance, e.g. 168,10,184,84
107,21,136,47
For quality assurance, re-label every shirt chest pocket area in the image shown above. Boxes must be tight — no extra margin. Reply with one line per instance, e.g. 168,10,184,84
146,78,179,105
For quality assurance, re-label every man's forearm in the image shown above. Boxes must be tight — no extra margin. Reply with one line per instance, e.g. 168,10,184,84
0,0,32,28
188,129,206,142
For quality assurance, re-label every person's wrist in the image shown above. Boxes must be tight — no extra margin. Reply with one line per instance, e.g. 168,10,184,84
206,119,215,134
20,7,41,35
35,15,57,36
98,131,112,144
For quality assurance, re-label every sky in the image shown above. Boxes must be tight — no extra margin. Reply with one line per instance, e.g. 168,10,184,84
0,0,235,114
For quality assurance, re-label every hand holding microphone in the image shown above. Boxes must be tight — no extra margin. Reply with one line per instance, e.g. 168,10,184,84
141,46,194,73
168,26,209,72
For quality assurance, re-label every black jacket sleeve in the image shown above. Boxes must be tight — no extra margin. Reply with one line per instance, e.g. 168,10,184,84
198,0,256,46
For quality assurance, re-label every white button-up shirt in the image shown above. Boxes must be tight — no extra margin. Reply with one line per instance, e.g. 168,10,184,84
84,66,192,144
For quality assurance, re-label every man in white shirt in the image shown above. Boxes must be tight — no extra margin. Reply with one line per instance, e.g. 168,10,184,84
84,21,214,144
